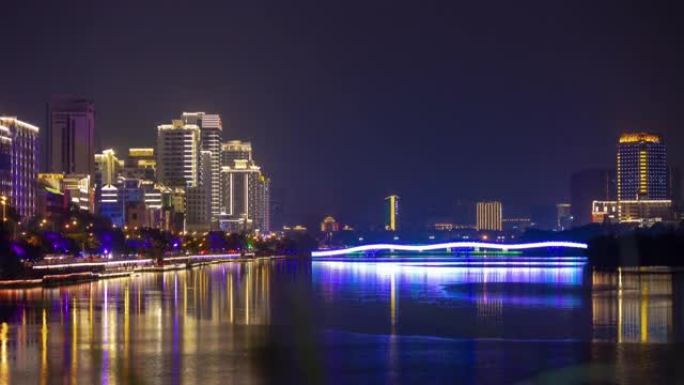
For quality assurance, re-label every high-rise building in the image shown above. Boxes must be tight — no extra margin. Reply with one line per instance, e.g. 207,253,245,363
156,120,201,188
476,201,502,231
94,149,123,187
570,169,616,226
617,133,668,201
384,195,399,231
124,148,156,181
255,174,271,232
181,112,222,225
0,117,40,219
186,150,212,230
218,159,263,232
616,132,671,223
556,203,573,231
46,96,95,175
221,140,252,167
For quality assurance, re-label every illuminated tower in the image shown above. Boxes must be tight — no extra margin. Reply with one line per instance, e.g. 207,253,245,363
616,132,671,223
156,120,201,188
94,149,123,186
384,195,399,231
0,117,40,219
181,112,222,225
476,201,502,231
617,133,667,201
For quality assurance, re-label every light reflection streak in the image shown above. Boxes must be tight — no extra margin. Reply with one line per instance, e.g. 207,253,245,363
592,270,673,343
0,322,8,385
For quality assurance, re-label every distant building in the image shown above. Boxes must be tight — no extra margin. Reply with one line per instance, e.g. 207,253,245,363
221,140,252,167
616,133,672,223
156,120,201,188
321,216,340,232
502,218,532,233
556,203,573,231
476,201,502,231
617,133,668,201
218,159,262,232
0,117,40,219
592,200,619,224
181,112,222,226
124,148,156,181
669,166,682,213
186,150,212,231
384,195,399,231
255,174,271,232
46,96,95,176
99,184,123,227
94,149,123,186
61,174,93,212
570,169,615,226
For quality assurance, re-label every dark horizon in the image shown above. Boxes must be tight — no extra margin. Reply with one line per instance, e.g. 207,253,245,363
2,0,683,228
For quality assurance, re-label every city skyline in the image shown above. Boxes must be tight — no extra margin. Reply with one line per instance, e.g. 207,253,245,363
2,0,683,228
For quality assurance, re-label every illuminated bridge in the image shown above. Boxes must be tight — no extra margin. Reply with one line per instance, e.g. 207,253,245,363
311,241,588,257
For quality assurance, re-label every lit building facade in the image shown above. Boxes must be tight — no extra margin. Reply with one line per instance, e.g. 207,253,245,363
182,112,222,226
94,149,123,186
616,133,671,223
61,174,93,212
0,117,40,219
218,160,263,232
476,201,502,231
255,174,271,232
124,148,156,181
384,195,399,231
321,216,340,232
98,184,124,227
221,140,252,167
156,120,201,188
46,96,95,176
617,133,668,201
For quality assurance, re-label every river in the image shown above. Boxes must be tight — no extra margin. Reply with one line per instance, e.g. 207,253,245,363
0,256,682,384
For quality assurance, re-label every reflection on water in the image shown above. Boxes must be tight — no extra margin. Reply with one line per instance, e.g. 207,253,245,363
0,260,274,385
592,269,674,344
0,257,681,384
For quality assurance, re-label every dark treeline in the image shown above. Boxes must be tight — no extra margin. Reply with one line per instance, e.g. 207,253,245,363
522,222,684,267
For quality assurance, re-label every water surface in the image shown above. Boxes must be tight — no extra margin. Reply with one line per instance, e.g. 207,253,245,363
0,256,682,384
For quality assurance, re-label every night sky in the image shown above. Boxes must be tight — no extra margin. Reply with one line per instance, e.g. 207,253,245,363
1,0,683,228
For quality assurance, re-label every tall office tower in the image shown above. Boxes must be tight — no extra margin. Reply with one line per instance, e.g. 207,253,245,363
616,133,671,223
156,120,201,188
254,174,271,232
182,112,222,225
221,140,252,167
384,194,399,231
218,159,262,232
94,149,123,186
617,133,668,201
124,148,156,180
476,201,502,231
46,96,95,175
0,117,40,219
556,203,573,230
570,169,616,226
186,151,212,230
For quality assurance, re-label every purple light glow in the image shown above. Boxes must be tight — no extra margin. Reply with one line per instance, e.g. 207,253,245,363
311,241,588,257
